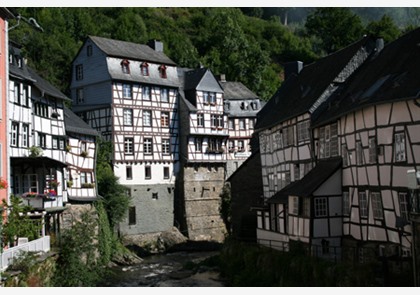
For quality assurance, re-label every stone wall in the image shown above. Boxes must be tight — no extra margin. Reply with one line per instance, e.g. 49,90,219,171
118,183,175,236
180,164,227,242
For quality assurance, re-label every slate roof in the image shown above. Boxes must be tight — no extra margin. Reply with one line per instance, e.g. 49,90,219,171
183,67,208,90
220,81,260,100
27,67,70,101
255,36,376,131
64,106,100,137
9,43,35,82
268,157,342,204
313,27,420,127
89,35,177,66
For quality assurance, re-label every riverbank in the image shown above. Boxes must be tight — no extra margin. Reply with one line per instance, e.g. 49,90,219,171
100,250,224,287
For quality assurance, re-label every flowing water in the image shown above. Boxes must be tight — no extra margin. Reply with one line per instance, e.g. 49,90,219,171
100,251,225,287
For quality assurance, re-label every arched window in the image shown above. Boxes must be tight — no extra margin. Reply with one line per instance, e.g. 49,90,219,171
141,62,149,76
121,59,130,74
159,64,167,79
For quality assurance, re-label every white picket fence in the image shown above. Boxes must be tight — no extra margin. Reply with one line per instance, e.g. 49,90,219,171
0,236,50,271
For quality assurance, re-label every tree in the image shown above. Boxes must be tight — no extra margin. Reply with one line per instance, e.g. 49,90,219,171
365,15,401,43
53,210,102,286
96,139,130,229
305,7,364,54
1,196,42,247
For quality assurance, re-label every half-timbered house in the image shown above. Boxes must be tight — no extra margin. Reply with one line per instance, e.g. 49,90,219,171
9,41,69,235
311,27,420,267
253,35,378,255
70,36,180,235
64,106,99,203
176,67,228,241
219,75,264,179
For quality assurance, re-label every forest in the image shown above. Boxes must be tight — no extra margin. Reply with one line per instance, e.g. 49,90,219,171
8,7,420,101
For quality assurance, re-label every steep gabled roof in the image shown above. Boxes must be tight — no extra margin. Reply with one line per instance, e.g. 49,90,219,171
183,67,224,93
268,157,342,203
313,27,420,127
255,36,376,131
221,81,260,100
64,107,100,137
88,35,176,66
27,67,70,101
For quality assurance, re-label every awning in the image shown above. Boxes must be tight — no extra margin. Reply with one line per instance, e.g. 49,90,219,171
268,157,342,204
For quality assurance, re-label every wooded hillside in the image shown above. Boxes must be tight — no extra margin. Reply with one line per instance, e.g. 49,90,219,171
8,7,418,101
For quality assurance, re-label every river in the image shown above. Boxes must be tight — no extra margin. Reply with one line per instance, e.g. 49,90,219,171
100,251,225,287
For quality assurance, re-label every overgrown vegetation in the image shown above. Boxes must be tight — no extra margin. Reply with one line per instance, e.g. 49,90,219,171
1,195,42,247
215,239,408,287
52,210,103,286
96,138,130,229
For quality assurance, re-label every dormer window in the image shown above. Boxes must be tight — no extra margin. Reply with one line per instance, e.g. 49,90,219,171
159,65,167,79
121,59,130,74
141,62,149,76
250,101,259,110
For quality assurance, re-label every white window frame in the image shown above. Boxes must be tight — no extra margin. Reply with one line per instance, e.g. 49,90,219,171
398,192,409,220
239,119,246,130
144,138,153,154
143,86,151,100
11,122,19,147
314,197,328,217
197,113,204,127
228,119,235,130
122,84,132,99
359,191,368,218
343,191,350,216
161,112,169,127
194,137,202,152
162,138,170,155
123,109,133,126
143,110,152,127
161,88,169,102
297,120,310,142
395,132,406,162
371,192,383,220
124,137,134,155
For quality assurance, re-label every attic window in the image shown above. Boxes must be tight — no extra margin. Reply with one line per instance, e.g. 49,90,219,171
159,65,167,79
141,62,149,76
121,59,130,74
87,45,92,57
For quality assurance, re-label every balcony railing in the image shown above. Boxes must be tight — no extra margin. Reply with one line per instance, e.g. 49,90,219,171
1,236,50,271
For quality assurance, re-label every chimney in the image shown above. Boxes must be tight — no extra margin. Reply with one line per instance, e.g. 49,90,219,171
284,61,303,81
148,39,163,52
375,38,384,53
218,74,226,82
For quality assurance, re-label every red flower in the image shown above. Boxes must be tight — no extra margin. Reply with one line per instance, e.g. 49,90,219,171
0,178,8,189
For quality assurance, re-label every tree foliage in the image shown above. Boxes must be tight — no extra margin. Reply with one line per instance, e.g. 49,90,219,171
96,138,130,229
1,195,42,247
9,7,409,102
365,14,401,43
52,210,102,286
305,8,364,54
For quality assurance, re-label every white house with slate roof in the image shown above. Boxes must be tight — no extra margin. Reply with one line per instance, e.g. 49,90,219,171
9,41,70,238
219,75,265,179
64,106,99,203
70,36,180,235
176,67,228,241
